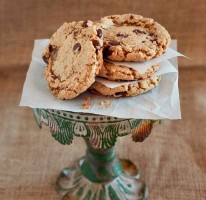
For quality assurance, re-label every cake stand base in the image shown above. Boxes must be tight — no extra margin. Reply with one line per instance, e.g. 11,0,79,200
56,158,147,200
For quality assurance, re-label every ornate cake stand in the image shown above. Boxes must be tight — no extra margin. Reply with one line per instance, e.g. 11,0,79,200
33,108,155,200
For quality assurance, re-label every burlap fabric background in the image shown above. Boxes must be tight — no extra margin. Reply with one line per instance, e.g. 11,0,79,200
0,0,205,199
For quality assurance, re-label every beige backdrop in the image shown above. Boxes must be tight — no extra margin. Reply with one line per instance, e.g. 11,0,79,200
0,0,206,200
0,0,206,68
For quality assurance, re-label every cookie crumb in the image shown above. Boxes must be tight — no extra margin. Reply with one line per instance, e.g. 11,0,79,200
82,101,91,109
100,100,112,108
82,96,91,109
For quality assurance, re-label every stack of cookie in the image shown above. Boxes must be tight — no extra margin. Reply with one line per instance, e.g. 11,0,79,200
42,14,171,99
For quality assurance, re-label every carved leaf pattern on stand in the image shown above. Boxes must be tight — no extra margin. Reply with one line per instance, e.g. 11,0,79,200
131,120,155,142
33,108,154,149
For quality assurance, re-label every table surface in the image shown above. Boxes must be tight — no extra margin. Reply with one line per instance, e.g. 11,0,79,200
0,65,205,200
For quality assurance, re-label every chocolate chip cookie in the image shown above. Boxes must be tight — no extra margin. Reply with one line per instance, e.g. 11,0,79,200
42,21,103,99
96,14,171,61
98,61,159,81
89,76,161,98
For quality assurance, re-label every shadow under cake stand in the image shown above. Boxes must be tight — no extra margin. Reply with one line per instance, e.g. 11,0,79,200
33,108,155,200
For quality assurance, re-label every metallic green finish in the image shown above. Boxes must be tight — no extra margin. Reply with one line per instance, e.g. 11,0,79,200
99,186,106,200
56,159,148,200
108,186,121,200
80,140,122,183
77,187,84,196
85,190,92,200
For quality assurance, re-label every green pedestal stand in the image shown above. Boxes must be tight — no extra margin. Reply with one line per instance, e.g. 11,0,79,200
33,108,155,200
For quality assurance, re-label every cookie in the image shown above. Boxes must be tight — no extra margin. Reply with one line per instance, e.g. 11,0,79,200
42,21,103,99
89,76,161,98
96,14,171,62
98,61,159,81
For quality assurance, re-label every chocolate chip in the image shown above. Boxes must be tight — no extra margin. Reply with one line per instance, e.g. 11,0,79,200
73,43,81,53
149,33,154,37
97,29,103,38
103,47,113,57
49,45,56,52
150,38,158,43
130,15,134,20
92,40,100,48
114,91,127,97
133,29,146,35
142,41,146,43
82,20,89,28
51,74,57,79
108,40,120,46
116,33,128,38
48,45,58,61
73,30,79,36
43,55,49,64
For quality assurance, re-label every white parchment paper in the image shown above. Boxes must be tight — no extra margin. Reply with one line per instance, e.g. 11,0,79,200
105,45,186,74
20,39,181,119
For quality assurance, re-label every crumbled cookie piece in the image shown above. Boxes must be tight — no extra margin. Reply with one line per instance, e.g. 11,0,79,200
82,96,92,109
82,101,91,109
100,100,112,107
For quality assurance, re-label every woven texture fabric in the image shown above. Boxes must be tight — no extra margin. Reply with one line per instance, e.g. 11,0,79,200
0,0,206,199
0,0,206,68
